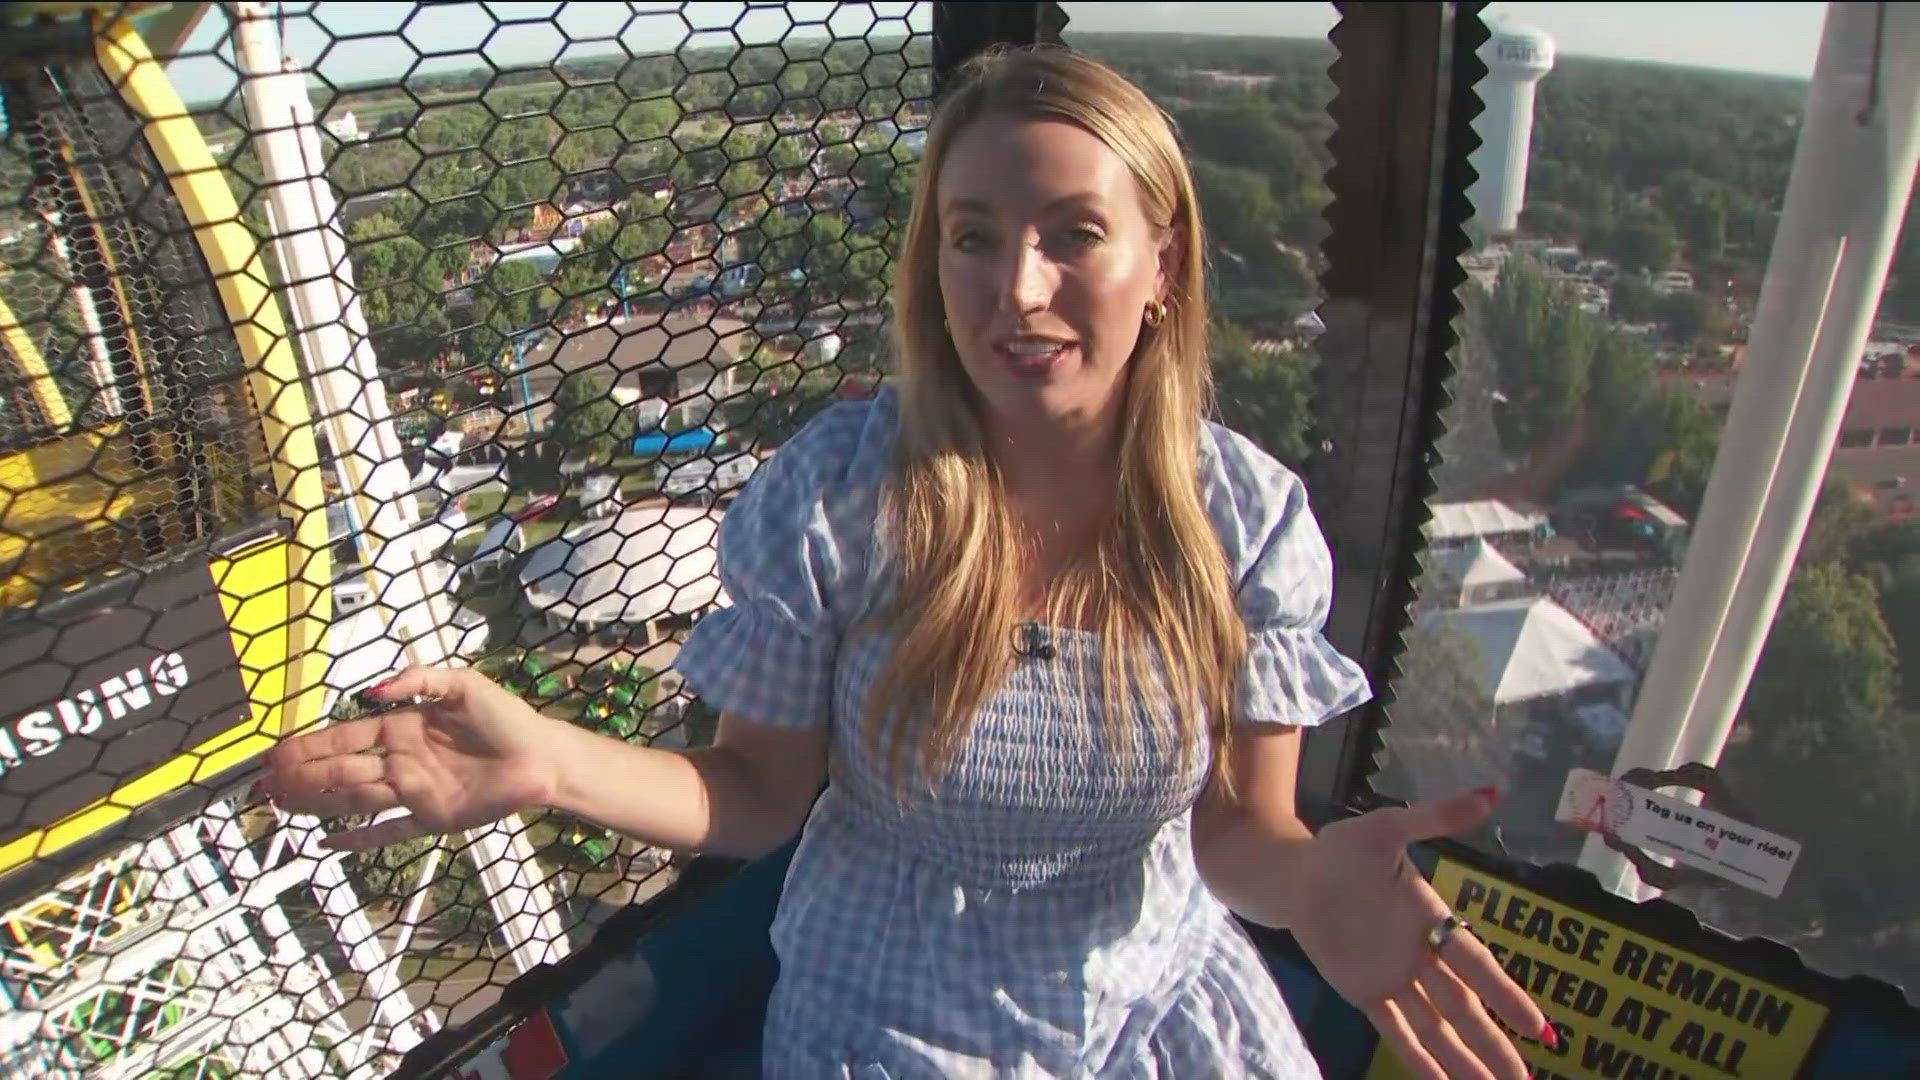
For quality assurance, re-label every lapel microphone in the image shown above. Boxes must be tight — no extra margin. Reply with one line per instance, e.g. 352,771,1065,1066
1013,621,1057,661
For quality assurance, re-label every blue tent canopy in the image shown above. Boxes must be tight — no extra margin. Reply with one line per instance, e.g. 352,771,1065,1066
632,428,719,457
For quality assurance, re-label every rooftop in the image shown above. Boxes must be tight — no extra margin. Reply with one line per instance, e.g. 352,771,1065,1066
1425,537,1527,590
1421,596,1637,704
521,312,749,398
1841,372,1920,431
1426,499,1550,544
519,504,724,629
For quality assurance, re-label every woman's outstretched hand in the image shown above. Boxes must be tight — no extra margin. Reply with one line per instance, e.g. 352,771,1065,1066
259,667,561,851
1290,789,1551,1080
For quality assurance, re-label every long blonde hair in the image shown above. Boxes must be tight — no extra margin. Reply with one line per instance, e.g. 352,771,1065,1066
865,46,1246,795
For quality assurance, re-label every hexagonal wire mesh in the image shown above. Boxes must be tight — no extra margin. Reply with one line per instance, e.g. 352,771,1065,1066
1,3,930,1076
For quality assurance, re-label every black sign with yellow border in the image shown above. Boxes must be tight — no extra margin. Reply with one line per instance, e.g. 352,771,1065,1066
0,555,251,850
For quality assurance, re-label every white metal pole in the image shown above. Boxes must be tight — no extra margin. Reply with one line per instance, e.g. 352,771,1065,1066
203,803,366,1075
231,6,462,667
1580,1,1920,895
35,207,125,417
1682,4,1920,765
280,813,435,1063
229,2,571,978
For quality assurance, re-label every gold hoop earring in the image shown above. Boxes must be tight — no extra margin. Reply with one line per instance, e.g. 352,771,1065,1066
1144,299,1167,328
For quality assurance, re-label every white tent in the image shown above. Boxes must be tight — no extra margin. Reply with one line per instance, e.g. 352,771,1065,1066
1426,499,1549,545
520,505,723,629
1427,537,1526,590
1575,702,1630,744
1422,597,1635,704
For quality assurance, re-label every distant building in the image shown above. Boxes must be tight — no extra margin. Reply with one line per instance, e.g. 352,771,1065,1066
1555,486,1691,562
531,200,617,240
1653,269,1696,295
517,312,747,434
323,111,366,143
1425,596,1636,708
1420,596,1638,765
1422,537,1531,609
1426,498,1551,548
1468,22,1555,234
519,505,724,642
338,189,407,229
451,517,524,590
1176,68,1279,91
1832,345,1920,517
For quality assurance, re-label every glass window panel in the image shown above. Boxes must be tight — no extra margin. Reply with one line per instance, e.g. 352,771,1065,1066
1375,1,1919,993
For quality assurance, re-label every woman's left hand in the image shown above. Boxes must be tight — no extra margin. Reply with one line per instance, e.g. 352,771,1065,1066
1288,788,1551,1080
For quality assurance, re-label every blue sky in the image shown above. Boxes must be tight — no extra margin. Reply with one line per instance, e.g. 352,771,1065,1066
166,2,1826,105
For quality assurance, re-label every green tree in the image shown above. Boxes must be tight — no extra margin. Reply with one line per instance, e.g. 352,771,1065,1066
1799,481,1883,568
1851,521,1920,571
1881,560,1920,709
545,213,672,318
796,215,890,305
615,98,679,144
819,142,858,178
1653,288,1714,348
1191,160,1283,265
1585,330,1655,428
1176,100,1324,242
1479,261,1596,455
461,259,545,365
1609,273,1662,324
1561,372,1721,516
1517,201,1582,242
550,372,637,467
720,157,773,198
1722,566,1911,935
1849,522,1920,709
347,212,458,368
1669,178,1729,267
1607,205,1679,276
770,132,816,174
1210,320,1313,467
1883,224,1920,323
1392,625,1495,733
1745,566,1898,746
1375,625,1496,806
1639,383,1721,517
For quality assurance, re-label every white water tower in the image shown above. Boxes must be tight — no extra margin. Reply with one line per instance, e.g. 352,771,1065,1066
1468,21,1556,235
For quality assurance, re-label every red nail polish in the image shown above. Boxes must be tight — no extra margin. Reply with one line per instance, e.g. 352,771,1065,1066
1540,1021,1559,1050
368,678,397,697
1474,785,1501,805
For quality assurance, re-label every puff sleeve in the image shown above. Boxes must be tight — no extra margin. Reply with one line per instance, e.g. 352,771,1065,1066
671,399,884,730
1203,426,1374,728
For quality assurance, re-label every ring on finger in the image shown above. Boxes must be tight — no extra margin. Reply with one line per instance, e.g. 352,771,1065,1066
1427,913,1472,952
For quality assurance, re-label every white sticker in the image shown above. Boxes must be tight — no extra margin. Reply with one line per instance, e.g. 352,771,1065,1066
1555,767,1803,898
453,1037,511,1080
556,951,657,1057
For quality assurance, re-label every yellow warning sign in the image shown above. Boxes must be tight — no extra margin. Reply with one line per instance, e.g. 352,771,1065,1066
1366,858,1828,1079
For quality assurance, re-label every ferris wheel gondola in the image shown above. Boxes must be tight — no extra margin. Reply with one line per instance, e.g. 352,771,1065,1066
0,6,331,893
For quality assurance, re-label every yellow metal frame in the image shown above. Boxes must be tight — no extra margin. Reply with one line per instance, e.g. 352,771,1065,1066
0,288,74,430
0,13,334,882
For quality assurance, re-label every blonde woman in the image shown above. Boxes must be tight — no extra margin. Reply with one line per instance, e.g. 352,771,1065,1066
265,47,1549,1079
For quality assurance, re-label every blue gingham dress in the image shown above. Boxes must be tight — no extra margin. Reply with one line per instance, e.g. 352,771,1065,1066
674,388,1371,1078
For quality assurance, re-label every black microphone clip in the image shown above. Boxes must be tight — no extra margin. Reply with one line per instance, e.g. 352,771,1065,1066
1014,621,1057,662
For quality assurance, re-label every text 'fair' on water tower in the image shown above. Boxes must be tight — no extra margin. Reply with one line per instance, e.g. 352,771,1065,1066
1469,20,1556,236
